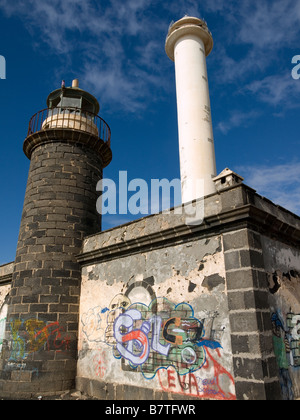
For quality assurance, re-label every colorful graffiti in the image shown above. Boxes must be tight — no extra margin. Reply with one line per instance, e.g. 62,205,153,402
286,313,300,367
7,318,70,361
105,297,233,393
80,291,236,400
106,298,211,378
158,346,236,400
271,312,300,370
271,312,300,400
81,306,109,343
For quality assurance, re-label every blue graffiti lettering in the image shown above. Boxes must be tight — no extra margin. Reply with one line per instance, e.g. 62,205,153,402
106,297,223,379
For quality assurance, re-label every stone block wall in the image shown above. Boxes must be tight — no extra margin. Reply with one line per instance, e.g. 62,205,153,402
0,140,104,398
1,181,300,400
223,229,280,400
76,184,300,401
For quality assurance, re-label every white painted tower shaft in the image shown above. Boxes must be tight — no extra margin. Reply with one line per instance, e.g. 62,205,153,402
166,17,217,203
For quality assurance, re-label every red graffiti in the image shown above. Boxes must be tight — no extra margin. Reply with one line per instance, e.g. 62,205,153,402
203,348,236,399
94,350,107,378
9,318,71,361
35,322,71,352
121,329,149,361
158,348,236,400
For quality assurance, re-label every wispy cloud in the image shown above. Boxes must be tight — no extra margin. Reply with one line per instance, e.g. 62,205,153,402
237,162,300,215
213,1,300,74
217,110,261,135
0,0,97,53
237,0,300,49
245,73,300,108
1,0,300,115
205,0,300,134
0,0,168,112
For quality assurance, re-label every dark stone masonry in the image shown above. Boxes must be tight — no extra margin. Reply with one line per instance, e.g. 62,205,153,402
0,123,111,397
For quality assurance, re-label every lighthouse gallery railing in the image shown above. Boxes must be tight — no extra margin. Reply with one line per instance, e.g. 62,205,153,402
27,107,111,147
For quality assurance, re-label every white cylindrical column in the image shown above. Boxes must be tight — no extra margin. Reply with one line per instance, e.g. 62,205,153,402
166,17,217,203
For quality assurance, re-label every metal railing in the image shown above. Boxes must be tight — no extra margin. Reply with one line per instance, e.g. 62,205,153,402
27,107,111,146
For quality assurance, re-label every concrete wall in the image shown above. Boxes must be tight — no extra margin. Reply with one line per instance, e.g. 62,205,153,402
0,263,13,355
77,232,236,400
76,184,300,400
262,237,300,400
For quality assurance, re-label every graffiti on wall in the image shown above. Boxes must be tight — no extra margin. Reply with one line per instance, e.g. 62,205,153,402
107,298,222,377
103,295,235,399
81,306,109,344
271,311,300,400
5,318,70,361
80,276,236,400
286,313,300,367
93,349,107,379
157,347,235,399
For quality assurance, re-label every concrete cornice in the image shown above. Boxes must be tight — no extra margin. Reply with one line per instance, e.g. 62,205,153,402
0,273,13,285
77,184,300,266
0,262,14,285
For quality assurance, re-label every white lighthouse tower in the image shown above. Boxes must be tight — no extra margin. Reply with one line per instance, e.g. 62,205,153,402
165,16,217,203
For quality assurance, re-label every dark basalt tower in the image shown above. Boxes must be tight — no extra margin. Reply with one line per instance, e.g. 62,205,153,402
0,80,112,397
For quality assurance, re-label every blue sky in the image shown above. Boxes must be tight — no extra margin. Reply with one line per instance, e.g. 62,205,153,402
0,0,300,264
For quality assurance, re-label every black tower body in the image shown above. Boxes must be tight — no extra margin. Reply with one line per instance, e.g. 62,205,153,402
0,81,112,397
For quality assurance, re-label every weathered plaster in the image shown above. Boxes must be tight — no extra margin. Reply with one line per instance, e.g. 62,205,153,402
78,234,235,400
262,236,300,400
0,263,12,355
262,237,300,273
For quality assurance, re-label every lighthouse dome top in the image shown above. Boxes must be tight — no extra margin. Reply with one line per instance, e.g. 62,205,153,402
47,79,100,115
165,16,213,61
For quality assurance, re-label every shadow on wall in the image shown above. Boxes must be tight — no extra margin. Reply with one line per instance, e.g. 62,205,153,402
269,270,300,401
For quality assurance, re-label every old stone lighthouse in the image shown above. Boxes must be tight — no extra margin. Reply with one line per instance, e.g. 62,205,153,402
0,17,300,401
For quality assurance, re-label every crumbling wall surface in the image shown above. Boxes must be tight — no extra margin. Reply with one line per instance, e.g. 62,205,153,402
0,262,13,313
0,289,9,355
0,283,11,309
0,263,13,355
0,263,14,287
77,234,236,400
262,236,300,400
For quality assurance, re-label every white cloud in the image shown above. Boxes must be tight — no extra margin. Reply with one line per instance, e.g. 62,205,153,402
1,0,300,113
237,162,300,215
237,0,300,49
0,0,169,112
210,0,300,105
216,110,261,135
0,0,96,53
245,73,300,107
212,46,271,86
